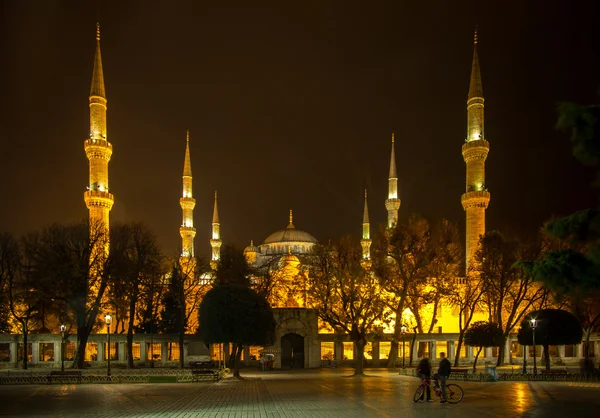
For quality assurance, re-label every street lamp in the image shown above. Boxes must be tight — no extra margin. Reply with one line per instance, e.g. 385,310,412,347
401,325,407,369
105,314,112,378
59,324,66,372
530,318,537,375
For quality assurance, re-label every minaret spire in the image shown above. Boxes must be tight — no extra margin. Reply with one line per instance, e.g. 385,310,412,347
461,28,490,273
179,131,196,258
84,22,113,247
287,209,295,229
210,190,222,269
361,189,372,266
385,131,401,228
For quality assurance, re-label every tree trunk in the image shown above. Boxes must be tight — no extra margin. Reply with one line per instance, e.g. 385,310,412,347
543,344,551,371
387,341,399,368
178,329,185,369
21,322,28,370
472,347,482,373
354,339,366,376
454,333,465,367
233,343,243,378
495,336,507,366
126,298,136,368
409,326,418,367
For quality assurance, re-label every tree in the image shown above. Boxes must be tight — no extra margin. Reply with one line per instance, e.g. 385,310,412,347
475,231,547,365
198,285,276,378
517,309,583,371
374,214,434,367
520,100,600,363
308,237,388,376
464,321,504,373
108,222,164,368
20,220,111,369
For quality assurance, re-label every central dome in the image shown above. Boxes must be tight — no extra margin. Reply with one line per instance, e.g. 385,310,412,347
262,210,317,244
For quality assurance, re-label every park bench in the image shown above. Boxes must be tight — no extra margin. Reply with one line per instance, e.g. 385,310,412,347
449,368,469,379
47,370,83,384
540,369,569,380
191,368,221,381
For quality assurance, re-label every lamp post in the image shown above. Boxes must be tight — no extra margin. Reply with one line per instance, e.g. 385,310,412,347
59,324,66,372
530,318,537,375
105,314,112,378
401,325,407,369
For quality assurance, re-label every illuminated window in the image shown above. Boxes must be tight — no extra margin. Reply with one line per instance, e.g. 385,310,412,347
342,342,354,360
436,342,448,357
147,343,161,361
0,343,10,362
168,343,180,361
364,342,373,360
65,342,76,361
18,344,32,362
211,343,224,363
104,342,118,360
39,343,55,362
379,342,391,360
129,343,141,361
321,342,334,360
492,346,499,357
84,343,98,362
418,342,429,358
510,341,523,357
249,346,263,361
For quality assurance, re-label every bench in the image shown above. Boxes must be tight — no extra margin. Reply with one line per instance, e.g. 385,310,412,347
191,369,221,381
540,369,568,380
47,370,83,384
449,368,469,378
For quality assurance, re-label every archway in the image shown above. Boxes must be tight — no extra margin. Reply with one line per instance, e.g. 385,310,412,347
281,333,304,369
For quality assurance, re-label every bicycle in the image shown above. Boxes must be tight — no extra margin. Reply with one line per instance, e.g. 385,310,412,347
413,378,464,404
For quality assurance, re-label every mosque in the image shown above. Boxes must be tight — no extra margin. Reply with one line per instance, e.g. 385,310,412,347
5,23,590,371
81,22,496,368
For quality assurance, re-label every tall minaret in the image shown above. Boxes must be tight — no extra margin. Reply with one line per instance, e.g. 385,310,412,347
180,130,196,258
461,29,490,272
360,189,372,267
84,23,114,237
209,191,222,269
385,131,401,228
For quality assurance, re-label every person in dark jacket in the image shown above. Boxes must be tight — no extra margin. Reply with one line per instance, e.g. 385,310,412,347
435,352,452,403
416,357,433,402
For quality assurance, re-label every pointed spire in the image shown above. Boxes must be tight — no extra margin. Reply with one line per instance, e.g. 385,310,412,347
468,27,484,100
363,189,370,223
250,240,254,246
182,130,192,177
388,131,397,179
287,209,295,228
90,22,106,98
212,190,219,223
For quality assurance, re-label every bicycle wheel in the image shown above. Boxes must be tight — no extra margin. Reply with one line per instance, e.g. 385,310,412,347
445,384,464,404
413,385,425,402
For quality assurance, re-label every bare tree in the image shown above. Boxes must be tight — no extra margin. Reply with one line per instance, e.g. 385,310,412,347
308,237,388,376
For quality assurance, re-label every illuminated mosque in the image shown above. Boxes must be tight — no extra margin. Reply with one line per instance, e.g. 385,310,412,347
81,22,495,368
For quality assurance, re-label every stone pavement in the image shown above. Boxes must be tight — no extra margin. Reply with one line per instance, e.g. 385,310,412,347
1,368,599,417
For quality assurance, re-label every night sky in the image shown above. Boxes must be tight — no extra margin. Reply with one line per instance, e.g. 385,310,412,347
2,1,599,259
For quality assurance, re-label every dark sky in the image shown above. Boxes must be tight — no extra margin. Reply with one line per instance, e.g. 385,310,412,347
2,1,599,259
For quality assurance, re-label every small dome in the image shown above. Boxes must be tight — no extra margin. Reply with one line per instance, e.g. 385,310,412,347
244,240,259,253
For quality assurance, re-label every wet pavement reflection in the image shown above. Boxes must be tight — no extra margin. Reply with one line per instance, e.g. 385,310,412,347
1,369,599,417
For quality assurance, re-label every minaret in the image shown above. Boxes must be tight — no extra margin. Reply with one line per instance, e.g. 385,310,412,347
461,29,490,273
84,23,114,239
209,191,222,269
180,130,196,258
385,131,401,228
360,189,372,268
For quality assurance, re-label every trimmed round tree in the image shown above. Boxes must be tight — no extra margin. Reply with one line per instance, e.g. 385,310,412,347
464,321,504,373
198,285,276,378
517,309,583,371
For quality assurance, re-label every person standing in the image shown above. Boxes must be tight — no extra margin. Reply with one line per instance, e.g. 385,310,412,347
436,352,452,403
416,357,433,402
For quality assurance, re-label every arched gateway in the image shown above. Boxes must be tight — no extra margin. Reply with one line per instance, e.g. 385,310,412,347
281,333,304,369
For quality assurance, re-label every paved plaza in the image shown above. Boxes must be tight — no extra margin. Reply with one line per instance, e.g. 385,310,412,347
1,369,599,418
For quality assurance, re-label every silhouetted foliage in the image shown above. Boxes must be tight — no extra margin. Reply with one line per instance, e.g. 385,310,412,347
517,309,583,371
464,321,504,372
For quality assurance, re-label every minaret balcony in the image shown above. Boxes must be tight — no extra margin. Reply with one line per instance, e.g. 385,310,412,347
180,226,196,234
461,190,490,210
84,190,114,208
462,139,489,161
180,197,196,210
85,139,113,160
